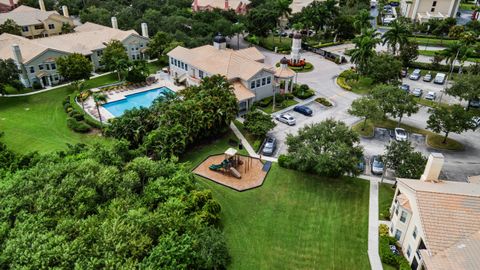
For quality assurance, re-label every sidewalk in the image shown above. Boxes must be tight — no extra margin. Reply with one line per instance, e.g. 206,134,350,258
229,122,278,162
368,178,383,270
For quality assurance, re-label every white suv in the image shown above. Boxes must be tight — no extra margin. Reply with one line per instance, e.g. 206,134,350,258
394,128,408,141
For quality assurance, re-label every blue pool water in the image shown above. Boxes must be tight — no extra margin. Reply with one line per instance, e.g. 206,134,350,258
102,87,174,117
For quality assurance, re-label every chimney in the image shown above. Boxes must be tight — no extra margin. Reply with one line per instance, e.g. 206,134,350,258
62,5,69,17
9,0,14,7
38,0,46,11
224,0,229,9
111,17,118,29
141,23,149,38
420,153,444,182
11,44,23,68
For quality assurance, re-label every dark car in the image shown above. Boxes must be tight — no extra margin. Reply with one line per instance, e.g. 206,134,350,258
400,84,410,93
293,105,313,116
469,99,480,108
262,137,276,156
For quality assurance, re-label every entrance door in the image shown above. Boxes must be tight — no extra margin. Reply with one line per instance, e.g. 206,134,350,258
41,77,47,87
411,257,418,270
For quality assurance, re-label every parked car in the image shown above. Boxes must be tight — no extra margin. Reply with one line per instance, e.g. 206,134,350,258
400,84,410,92
472,116,480,129
409,69,421,80
434,73,446,84
293,105,313,116
411,88,423,97
400,69,408,77
394,128,408,141
469,99,480,108
371,155,384,175
262,136,276,156
276,113,296,125
425,91,437,100
423,73,433,82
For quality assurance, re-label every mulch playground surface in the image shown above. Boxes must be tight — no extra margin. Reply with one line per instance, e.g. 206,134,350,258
193,154,268,191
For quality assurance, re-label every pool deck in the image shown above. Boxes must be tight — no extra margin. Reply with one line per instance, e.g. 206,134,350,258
82,72,184,121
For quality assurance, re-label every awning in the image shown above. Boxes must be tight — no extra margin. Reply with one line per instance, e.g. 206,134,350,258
35,70,48,78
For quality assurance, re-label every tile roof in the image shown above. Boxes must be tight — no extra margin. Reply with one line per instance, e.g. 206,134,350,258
195,0,250,9
421,231,480,270
0,5,58,26
0,22,145,63
396,193,411,211
168,45,274,81
232,80,255,101
398,179,480,256
274,65,296,78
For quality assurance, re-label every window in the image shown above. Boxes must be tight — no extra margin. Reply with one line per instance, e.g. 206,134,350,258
174,59,177,66
22,26,29,32
395,206,399,216
38,64,44,70
181,62,184,69
51,63,56,70
53,75,59,81
400,211,407,223
170,58,174,64
131,48,134,51
251,81,255,89
140,44,144,48
395,229,402,241
390,225,394,233
185,65,188,71
430,8,435,12
407,245,412,258
256,79,260,87
46,64,50,70
97,50,103,57
34,24,44,30
267,76,271,84
48,24,55,30
262,78,266,86
29,66,34,73
432,1,437,6
199,70,204,78
413,226,417,239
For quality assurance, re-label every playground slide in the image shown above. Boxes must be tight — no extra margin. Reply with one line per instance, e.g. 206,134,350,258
229,167,241,179
209,159,229,171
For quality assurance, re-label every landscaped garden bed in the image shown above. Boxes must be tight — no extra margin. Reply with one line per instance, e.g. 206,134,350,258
337,70,373,95
292,84,315,99
379,227,410,270
315,97,333,107
255,94,298,114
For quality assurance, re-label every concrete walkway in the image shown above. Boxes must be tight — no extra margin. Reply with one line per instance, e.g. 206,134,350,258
229,122,278,162
367,177,383,270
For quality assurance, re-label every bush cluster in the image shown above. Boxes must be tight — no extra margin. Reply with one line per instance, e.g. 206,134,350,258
293,84,315,99
407,61,460,73
63,96,92,133
315,97,332,107
379,235,411,270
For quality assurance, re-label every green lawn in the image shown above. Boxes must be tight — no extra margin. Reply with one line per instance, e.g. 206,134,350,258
0,73,118,154
233,120,263,152
460,2,476,10
418,50,480,63
182,138,371,270
246,34,292,53
408,36,459,47
259,99,299,114
379,183,395,220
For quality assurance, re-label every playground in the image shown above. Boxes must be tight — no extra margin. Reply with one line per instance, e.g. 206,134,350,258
193,148,270,191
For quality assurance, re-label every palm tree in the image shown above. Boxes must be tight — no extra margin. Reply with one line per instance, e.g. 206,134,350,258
350,29,381,74
382,20,411,55
442,41,463,74
114,58,131,81
78,90,91,111
93,93,107,128
275,0,292,42
354,9,372,32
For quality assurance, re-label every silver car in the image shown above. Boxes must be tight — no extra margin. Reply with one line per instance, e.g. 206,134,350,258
425,91,436,100
411,88,423,97
423,73,432,82
394,128,407,141
276,113,296,126
262,137,276,156
409,69,421,80
371,156,384,175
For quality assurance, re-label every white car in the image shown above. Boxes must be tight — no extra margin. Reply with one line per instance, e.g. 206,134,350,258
275,113,296,126
409,69,421,80
434,73,446,84
425,91,437,100
472,116,480,129
394,128,408,141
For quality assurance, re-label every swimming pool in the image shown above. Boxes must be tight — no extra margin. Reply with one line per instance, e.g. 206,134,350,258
102,87,174,117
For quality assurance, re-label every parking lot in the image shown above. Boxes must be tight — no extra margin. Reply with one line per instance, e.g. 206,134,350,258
401,73,461,105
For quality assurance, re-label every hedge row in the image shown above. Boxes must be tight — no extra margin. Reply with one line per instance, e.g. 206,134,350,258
63,96,92,133
315,97,332,107
379,235,411,270
407,61,461,73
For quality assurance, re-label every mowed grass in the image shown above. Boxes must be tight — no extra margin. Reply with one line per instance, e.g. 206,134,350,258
183,141,371,270
0,73,117,154
379,183,395,220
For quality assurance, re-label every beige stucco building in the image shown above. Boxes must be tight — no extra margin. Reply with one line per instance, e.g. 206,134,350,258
0,4,74,39
0,22,149,88
192,0,250,14
168,34,295,112
389,153,480,270
400,0,461,22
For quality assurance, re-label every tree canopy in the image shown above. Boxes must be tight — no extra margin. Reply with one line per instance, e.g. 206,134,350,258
56,53,93,82
427,105,476,144
0,141,229,269
0,19,21,36
0,59,20,95
381,140,427,179
446,74,480,109
243,110,276,138
280,119,364,178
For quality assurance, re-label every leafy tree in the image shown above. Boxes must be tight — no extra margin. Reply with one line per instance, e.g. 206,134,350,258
348,97,383,130
246,6,278,36
350,28,381,74
56,53,93,82
427,105,476,144
243,110,276,138
381,140,427,179
281,119,364,178
93,93,107,126
382,20,411,55
231,22,246,50
0,19,21,35
446,74,480,110
126,60,149,83
0,59,19,95
333,14,356,40
448,25,464,39
101,40,130,80
366,53,402,83
399,41,419,67
61,22,74,34
372,85,419,125
353,9,372,32
146,31,173,59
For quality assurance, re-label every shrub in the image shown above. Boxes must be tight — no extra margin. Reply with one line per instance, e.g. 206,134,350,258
62,96,70,106
258,97,273,107
379,224,389,237
337,77,352,91
284,93,294,99
32,81,42,90
315,97,332,107
64,103,73,112
274,93,285,103
278,154,293,168
69,110,85,121
84,116,103,129
67,118,91,133
408,61,460,73
379,236,398,266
